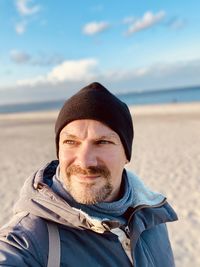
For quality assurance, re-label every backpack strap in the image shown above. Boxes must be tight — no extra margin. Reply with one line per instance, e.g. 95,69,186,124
47,221,61,267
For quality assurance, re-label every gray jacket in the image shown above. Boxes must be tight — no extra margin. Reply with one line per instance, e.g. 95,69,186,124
0,160,178,267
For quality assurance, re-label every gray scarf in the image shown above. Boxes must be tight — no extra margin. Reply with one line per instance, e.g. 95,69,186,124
52,166,135,224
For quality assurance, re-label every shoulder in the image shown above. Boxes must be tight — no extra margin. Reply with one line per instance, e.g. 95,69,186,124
0,213,49,266
1,212,49,241
136,224,175,267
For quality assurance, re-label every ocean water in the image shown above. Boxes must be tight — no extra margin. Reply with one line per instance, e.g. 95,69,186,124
119,85,200,106
0,85,200,114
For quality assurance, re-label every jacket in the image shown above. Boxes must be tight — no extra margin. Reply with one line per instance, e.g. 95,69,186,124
0,160,178,267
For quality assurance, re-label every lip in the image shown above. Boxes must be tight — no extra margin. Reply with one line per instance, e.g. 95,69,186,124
73,175,101,182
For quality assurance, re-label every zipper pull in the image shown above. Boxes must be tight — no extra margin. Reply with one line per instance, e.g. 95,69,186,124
124,225,130,237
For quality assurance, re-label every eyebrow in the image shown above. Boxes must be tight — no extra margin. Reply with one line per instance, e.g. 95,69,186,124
95,134,119,141
60,132,120,141
60,133,79,139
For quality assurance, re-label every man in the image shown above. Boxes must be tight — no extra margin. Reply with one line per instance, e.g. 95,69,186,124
0,82,177,266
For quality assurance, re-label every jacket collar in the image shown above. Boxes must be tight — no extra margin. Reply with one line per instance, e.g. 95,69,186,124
14,160,177,233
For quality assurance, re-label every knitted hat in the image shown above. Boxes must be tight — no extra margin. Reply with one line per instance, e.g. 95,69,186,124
55,82,134,160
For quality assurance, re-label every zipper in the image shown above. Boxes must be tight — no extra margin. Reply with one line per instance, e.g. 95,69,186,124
121,198,167,266
124,197,167,237
124,225,130,237
128,198,167,225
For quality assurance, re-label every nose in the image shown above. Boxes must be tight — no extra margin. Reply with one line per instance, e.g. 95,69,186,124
75,143,98,168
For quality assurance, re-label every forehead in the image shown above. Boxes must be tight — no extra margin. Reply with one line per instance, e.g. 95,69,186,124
60,119,119,139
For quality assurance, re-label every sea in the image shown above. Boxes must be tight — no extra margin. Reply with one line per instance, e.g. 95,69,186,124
0,85,200,114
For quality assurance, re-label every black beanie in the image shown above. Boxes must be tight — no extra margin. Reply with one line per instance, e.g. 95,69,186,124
55,82,134,161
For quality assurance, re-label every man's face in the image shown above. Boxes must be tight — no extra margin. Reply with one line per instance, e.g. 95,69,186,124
59,119,127,204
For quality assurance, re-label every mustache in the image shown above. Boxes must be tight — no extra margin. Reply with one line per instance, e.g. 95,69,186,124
66,165,110,178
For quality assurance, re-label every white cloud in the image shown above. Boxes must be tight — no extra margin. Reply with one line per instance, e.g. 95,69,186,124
17,58,98,86
104,66,150,82
9,50,64,66
15,21,26,34
102,59,200,92
83,21,110,35
1,59,200,104
16,58,200,90
16,0,41,16
47,59,97,83
10,50,31,63
126,11,166,36
31,54,64,66
14,1,41,34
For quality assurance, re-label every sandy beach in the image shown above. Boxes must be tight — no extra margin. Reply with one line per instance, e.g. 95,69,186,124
0,102,200,267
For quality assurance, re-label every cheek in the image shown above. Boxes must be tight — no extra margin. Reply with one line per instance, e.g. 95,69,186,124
59,149,66,160
58,150,72,171
59,156,72,180
103,151,126,173
59,144,74,160
107,146,126,163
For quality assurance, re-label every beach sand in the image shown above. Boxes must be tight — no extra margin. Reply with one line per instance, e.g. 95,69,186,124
0,102,200,267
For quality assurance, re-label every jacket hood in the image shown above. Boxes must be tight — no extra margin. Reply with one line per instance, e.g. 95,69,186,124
13,161,177,232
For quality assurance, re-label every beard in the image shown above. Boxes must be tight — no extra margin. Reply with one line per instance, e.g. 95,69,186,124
62,165,113,204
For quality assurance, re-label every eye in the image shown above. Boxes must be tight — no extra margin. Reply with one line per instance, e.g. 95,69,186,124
63,140,78,145
96,140,114,145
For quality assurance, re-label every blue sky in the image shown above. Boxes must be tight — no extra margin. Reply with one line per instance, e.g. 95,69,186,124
0,0,200,104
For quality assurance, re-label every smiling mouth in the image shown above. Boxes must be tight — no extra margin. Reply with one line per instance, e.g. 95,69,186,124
73,174,101,182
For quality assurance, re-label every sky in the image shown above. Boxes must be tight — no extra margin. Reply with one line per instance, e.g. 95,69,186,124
0,0,200,104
